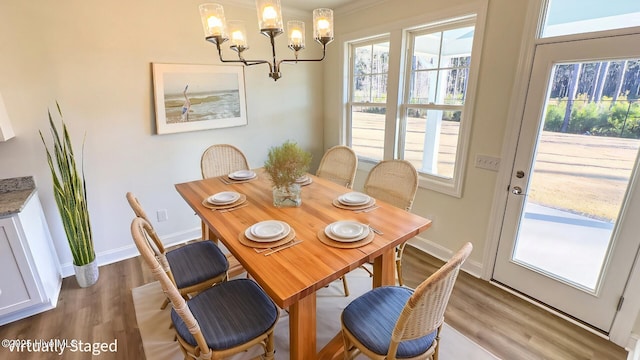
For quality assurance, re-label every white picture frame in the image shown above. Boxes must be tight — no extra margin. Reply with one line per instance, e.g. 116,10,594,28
152,63,247,134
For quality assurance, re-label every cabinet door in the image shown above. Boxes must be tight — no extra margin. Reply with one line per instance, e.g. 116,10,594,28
0,217,39,316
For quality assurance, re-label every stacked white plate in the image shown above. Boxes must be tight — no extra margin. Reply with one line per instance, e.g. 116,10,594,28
324,220,370,242
228,170,257,180
295,174,312,186
337,192,371,206
207,191,241,205
245,220,291,242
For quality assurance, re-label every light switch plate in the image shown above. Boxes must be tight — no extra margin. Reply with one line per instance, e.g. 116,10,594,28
475,154,501,171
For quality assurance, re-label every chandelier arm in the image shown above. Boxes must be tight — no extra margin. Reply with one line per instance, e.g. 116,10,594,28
211,38,273,70
277,44,327,66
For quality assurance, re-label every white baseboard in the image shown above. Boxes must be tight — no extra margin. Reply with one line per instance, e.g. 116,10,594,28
407,235,484,278
627,333,639,360
59,227,201,278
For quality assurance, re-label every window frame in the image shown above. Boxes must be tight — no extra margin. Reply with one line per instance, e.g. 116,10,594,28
347,36,392,163
342,3,488,197
400,16,480,196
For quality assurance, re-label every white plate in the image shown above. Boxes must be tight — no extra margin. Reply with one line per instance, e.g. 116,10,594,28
229,170,256,180
330,221,365,239
207,191,240,205
295,175,309,183
338,192,371,206
324,221,369,242
246,221,290,242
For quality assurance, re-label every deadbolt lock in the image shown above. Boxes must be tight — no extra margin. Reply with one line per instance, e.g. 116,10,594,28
516,170,525,178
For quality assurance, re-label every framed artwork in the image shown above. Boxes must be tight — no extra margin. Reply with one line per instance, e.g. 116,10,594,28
152,63,247,134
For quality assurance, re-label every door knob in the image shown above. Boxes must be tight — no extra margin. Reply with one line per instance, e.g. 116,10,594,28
512,186,524,195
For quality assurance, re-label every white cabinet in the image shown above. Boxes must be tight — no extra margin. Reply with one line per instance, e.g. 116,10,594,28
0,192,61,325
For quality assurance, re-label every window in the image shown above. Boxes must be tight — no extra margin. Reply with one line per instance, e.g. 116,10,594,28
402,23,475,180
346,12,484,197
349,38,390,161
541,0,640,38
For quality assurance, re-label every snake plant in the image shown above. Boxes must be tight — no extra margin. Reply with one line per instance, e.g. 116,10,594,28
39,103,95,266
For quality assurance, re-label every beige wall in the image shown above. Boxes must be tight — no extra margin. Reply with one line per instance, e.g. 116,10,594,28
324,0,527,271
0,0,325,274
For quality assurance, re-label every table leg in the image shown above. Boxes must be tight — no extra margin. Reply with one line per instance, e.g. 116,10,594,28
289,294,317,360
372,247,396,287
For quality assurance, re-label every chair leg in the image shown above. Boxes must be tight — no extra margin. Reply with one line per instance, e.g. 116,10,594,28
396,243,406,286
342,330,357,360
264,331,276,360
341,276,349,297
360,264,374,277
433,324,443,360
396,258,404,286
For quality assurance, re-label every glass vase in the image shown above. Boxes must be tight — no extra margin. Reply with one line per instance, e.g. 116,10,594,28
272,183,301,208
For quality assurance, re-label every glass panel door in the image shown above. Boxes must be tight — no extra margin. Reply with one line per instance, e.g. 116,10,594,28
493,34,640,332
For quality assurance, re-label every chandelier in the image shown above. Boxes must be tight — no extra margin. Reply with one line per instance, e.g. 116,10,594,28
199,0,334,81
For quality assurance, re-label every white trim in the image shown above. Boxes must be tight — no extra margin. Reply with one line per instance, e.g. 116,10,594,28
59,227,201,278
408,237,483,278
611,241,640,345
627,333,640,360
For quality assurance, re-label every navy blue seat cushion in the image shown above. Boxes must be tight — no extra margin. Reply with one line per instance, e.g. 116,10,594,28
171,278,279,350
342,286,437,358
166,241,228,289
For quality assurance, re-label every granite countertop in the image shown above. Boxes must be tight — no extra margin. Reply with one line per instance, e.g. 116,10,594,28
0,176,36,217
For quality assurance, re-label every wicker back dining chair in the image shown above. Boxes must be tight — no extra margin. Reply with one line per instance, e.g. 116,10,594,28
364,160,418,211
341,242,472,360
126,192,229,309
131,217,279,360
316,145,358,189
364,160,419,286
201,144,250,179
200,144,250,278
316,145,358,296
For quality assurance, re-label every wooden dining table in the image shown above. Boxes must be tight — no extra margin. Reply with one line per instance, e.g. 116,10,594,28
175,169,432,360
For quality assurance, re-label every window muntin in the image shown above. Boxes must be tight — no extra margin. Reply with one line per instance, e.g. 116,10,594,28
402,22,475,180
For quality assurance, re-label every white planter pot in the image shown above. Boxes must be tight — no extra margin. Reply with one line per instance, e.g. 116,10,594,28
74,259,99,288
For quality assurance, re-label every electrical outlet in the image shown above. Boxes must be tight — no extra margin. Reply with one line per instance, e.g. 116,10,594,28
157,209,168,222
475,154,501,171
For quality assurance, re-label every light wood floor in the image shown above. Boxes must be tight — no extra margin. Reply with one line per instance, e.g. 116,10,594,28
0,245,628,360
402,246,628,360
